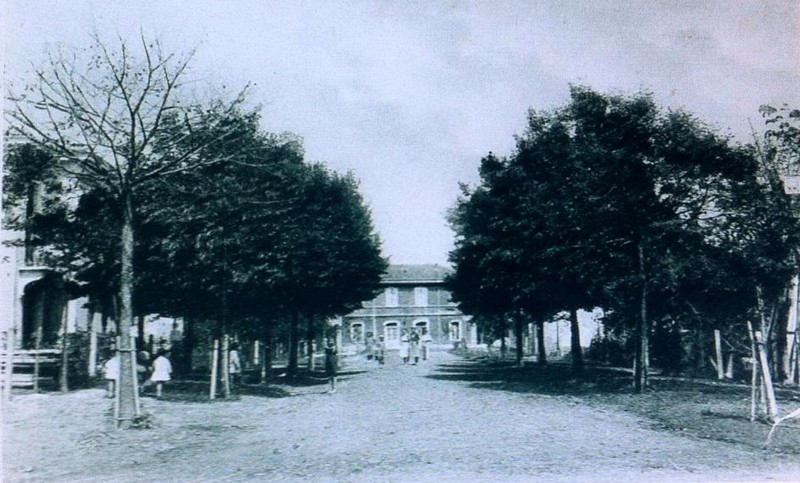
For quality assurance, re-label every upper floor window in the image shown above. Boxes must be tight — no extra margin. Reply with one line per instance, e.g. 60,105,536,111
385,287,399,307
414,287,428,306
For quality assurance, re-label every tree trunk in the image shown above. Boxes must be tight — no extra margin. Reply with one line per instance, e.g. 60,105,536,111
536,318,547,365
514,314,524,367
116,192,139,428
88,307,98,377
634,241,649,393
569,308,584,375
306,315,316,372
137,315,145,350
222,334,230,398
59,302,69,392
288,310,299,376
261,322,273,383
209,338,219,400
181,316,194,376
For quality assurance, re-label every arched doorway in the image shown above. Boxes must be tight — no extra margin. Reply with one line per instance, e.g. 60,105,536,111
384,321,400,350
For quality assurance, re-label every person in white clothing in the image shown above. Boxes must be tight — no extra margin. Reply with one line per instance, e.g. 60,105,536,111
149,350,172,398
102,352,120,398
229,344,242,390
421,328,433,361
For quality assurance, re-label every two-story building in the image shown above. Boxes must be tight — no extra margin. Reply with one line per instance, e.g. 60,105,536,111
338,264,476,353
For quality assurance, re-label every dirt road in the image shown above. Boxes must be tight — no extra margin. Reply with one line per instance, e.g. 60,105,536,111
4,350,800,482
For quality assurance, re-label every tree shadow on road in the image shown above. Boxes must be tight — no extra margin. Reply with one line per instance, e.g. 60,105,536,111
428,354,800,455
148,370,366,400
427,359,633,395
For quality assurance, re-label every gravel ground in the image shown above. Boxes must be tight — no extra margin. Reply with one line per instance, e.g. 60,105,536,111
4,350,800,482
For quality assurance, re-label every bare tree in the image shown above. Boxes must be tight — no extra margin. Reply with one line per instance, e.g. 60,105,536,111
6,34,248,427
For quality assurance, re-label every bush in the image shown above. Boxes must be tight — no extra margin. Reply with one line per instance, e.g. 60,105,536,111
586,333,631,367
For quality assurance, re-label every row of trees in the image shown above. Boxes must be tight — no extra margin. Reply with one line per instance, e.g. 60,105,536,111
447,86,800,392
3,35,386,426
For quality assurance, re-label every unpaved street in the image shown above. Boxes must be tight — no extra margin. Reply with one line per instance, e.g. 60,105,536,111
4,351,800,482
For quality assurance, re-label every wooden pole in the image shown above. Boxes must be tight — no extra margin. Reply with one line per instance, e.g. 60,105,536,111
60,302,70,393
748,321,759,421
88,309,98,378
755,329,779,421
209,339,219,400
725,353,734,380
130,338,141,416
222,335,230,399
785,275,799,381
714,330,724,380
113,336,120,429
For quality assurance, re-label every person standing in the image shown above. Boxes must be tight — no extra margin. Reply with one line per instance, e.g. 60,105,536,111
400,329,410,364
229,343,242,390
102,351,119,398
149,349,172,398
409,329,421,365
421,328,432,361
374,336,385,365
324,339,338,393
136,350,150,395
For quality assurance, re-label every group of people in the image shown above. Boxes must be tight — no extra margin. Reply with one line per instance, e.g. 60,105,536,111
399,328,432,364
364,327,433,365
103,348,172,399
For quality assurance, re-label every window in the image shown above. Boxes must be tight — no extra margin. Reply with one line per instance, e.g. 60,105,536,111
414,287,428,306
449,321,461,341
414,320,429,331
350,322,364,343
385,287,399,307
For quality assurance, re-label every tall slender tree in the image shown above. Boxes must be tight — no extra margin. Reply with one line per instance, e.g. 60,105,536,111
6,34,250,425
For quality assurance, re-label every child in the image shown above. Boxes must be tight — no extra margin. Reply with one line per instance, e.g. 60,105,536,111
324,340,338,393
149,350,172,398
229,343,242,390
136,350,150,394
375,336,386,365
102,352,120,398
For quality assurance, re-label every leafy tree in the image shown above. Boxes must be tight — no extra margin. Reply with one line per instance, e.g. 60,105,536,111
449,87,786,390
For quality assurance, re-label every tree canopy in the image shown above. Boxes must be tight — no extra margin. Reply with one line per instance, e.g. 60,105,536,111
448,87,800,388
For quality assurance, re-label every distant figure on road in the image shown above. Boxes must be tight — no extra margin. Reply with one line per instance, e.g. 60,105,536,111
374,336,385,365
102,352,120,398
324,339,338,393
148,349,172,398
409,329,421,365
365,333,375,360
421,328,432,361
229,343,242,390
136,350,150,394
400,329,410,364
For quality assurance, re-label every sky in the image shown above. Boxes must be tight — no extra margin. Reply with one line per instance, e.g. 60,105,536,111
2,1,799,265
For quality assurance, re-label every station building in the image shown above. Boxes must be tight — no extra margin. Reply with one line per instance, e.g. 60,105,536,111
337,264,477,353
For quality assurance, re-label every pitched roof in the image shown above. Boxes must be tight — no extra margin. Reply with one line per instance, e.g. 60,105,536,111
382,264,453,284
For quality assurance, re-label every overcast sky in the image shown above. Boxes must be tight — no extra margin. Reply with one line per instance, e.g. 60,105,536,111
3,1,799,265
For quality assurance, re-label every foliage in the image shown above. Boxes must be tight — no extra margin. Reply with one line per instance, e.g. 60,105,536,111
448,87,800,383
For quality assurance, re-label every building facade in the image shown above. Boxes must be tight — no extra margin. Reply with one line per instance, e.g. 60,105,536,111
338,264,476,353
